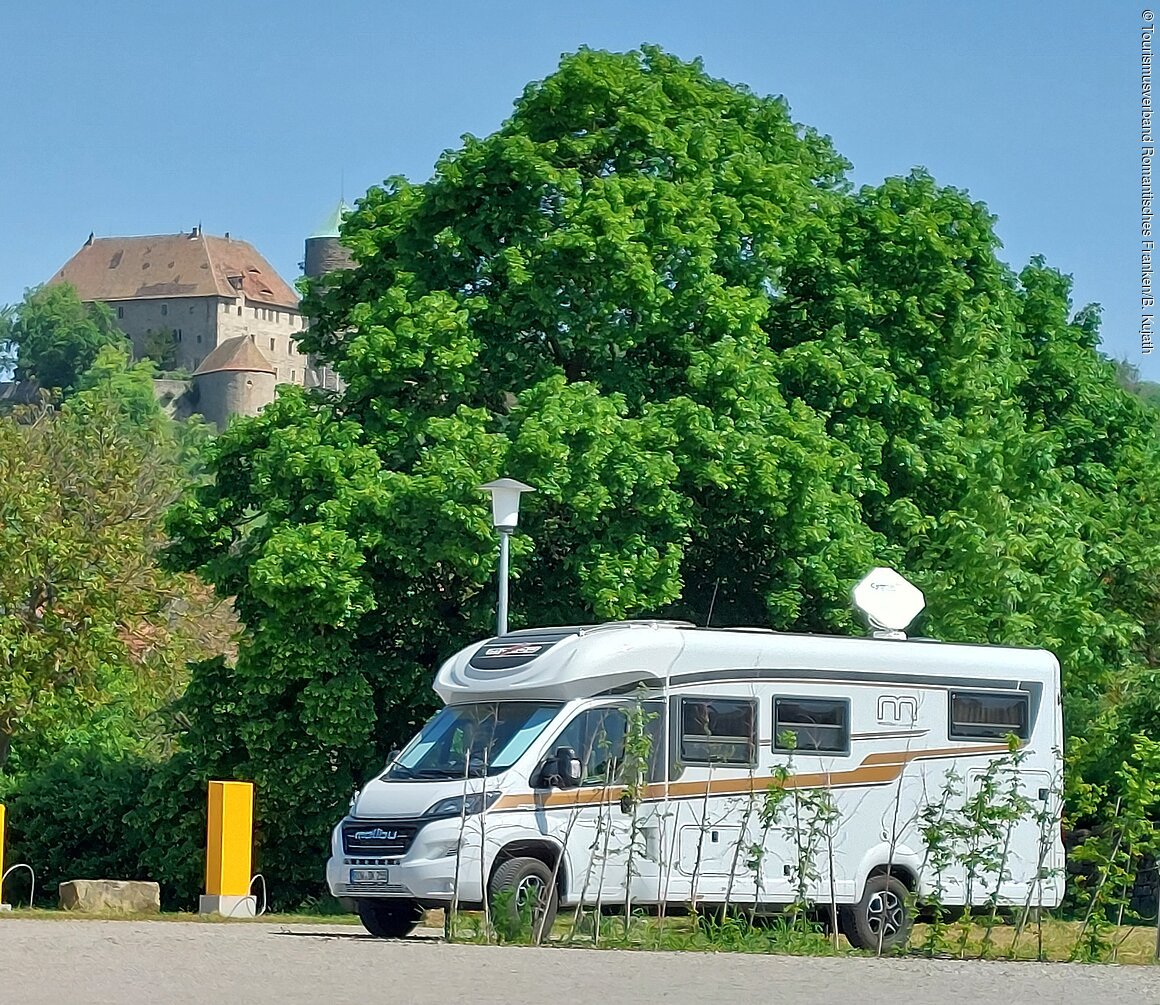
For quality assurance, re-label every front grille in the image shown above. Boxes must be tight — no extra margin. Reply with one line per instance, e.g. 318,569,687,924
341,819,422,857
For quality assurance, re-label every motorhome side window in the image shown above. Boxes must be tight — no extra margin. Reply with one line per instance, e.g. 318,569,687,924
773,697,850,754
679,698,756,766
551,704,664,785
948,691,1030,740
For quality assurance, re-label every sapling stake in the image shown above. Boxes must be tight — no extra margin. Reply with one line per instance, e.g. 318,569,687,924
447,748,472,942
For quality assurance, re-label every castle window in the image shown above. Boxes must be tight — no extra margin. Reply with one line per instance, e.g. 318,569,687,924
176,331,182,342
253,308,258,319
117,306,124,319
197,334,202,344
270,338,276,352
161,304,168,316
237,306,241,316
291,370,296,382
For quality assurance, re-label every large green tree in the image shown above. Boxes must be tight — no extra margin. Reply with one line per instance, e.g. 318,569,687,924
165,46,1160,904
2,283,126,393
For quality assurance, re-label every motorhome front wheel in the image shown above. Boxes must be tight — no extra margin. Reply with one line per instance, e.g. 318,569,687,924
356,898,423,938
489,857,559,941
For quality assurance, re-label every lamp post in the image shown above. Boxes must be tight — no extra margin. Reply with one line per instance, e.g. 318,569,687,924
479,478,535,636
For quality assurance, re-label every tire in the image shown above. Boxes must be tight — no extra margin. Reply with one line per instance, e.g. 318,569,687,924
356,898,423,938
840,874,912,951
489,856,559,941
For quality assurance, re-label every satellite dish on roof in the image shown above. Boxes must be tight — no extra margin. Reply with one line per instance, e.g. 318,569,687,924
852,568,925,638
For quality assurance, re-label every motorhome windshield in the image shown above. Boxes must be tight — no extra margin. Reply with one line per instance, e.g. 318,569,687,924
385,701,562,780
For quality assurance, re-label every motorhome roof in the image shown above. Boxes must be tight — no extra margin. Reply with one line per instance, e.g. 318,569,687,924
432,620,1058,705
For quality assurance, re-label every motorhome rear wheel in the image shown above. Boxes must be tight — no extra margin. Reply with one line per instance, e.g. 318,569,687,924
840,874,912,951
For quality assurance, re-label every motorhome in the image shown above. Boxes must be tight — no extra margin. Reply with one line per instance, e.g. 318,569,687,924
326,574,1064,947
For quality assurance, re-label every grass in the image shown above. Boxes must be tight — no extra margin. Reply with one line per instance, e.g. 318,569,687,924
910,918,1160,965
445,908,1160,964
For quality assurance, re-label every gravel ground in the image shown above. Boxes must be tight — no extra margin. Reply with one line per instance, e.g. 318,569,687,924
2,919,1160,1004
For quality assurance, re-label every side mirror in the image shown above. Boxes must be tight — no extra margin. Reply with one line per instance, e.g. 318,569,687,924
544,746,582,789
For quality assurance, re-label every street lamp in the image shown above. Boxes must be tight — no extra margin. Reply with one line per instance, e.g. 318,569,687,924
478,478,535,636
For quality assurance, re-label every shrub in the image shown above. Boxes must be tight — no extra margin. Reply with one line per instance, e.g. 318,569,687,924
1,755,154,905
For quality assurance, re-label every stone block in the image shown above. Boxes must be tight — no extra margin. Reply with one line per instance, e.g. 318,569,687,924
59,879,161,914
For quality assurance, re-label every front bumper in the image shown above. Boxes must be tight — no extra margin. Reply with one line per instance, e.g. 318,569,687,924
326,816,483,903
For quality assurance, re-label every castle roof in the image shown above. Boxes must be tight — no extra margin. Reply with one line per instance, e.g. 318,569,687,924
309,201,350,239
49,231,300,309
194,334,276,377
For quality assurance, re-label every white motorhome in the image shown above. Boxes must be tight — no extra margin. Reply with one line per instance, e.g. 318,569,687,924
327,593,1063,947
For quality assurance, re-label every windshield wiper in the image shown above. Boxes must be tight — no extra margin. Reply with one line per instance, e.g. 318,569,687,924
391,767,482,780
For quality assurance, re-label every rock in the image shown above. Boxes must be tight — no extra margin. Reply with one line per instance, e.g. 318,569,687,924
59,880,161,914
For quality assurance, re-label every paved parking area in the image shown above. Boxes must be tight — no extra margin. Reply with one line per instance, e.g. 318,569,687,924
2,919,1159,1004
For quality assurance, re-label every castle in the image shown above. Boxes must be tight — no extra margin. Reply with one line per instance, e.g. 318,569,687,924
46,204,352,429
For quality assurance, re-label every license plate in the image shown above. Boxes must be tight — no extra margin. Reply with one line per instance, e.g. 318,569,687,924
350,868,390,884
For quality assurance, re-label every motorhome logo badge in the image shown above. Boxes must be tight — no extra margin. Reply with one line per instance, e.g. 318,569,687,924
483,644,544,657
354,828,399,841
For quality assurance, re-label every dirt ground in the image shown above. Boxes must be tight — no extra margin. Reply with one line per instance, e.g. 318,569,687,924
2,917,1159,1004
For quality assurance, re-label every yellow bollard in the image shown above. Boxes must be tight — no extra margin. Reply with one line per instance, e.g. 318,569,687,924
199,781,256,918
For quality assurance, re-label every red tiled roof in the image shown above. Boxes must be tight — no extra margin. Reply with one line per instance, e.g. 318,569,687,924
193,335,276,376
49,232,299,309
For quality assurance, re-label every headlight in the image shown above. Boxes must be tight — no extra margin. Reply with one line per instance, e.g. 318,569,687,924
424,791,501,819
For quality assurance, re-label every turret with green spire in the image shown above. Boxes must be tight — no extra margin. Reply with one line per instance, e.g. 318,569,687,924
304,200,353,278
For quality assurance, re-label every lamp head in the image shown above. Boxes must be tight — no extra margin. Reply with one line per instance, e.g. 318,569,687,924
478,478,536,530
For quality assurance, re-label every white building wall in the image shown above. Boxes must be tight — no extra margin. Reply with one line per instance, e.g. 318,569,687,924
214,297,312,384
109,295,313,384
109,296,218,373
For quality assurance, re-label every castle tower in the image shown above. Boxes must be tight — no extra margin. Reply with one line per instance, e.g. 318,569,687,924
193,334,277,431
304,201,354,280
302,201,353,392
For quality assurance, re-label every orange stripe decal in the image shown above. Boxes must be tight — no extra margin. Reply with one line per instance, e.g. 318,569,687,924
490,743,1013,811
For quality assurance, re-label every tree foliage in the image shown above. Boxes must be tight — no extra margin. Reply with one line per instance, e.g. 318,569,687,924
2,283,127,393
1113,357,1160,412
163,47,1160,904
0,347,234,773
141,328,179,372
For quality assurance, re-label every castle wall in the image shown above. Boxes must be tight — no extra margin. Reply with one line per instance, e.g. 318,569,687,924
152,378,197,421
109,296,218,373
110,295,313,387
214,298,313,385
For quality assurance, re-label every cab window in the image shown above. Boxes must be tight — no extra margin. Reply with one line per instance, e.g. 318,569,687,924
547,703,664,786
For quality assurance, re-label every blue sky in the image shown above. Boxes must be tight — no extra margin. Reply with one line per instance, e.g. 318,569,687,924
1,1,1145,374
